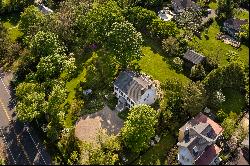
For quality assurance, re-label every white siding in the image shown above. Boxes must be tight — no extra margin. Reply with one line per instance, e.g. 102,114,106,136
138,87,157,105
178,147,195,165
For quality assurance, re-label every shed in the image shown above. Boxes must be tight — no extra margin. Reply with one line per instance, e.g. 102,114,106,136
183,50,206,69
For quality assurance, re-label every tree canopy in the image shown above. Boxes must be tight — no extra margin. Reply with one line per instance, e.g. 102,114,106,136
106,21,143,68
121,104,158,153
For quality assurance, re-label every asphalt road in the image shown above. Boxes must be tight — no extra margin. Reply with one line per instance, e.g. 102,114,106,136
0,69,51,165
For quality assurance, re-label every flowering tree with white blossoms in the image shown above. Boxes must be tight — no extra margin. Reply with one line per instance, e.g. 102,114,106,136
106,21,143,68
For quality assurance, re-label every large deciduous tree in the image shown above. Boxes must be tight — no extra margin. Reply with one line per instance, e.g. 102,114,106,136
123,6,157,32
15,82,46,122
76,0,124,44
29,31,65,57
19,5,45,37
45,0,91,51
121,104,158,153
106,21,143,68
222,112,237,139
162,37,180,56
148,19,179,39
182,81,207,116
36,53,76,82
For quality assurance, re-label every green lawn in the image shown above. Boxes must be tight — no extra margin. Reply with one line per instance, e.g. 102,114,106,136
235,8,249,20
65,68,86,104
221,88,246,115
139,47,190,85
209,2,218,10
133,134,176,165
3,21,23,41
188,21,249,66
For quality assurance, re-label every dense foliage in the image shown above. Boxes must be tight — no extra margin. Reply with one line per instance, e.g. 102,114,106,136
19,5,45,37
123,6,157,32
148,19,179,39
106,21,143,68
121,104,158,153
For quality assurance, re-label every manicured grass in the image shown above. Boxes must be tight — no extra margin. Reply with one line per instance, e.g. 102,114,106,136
221,88,246,115
235,8,249,20
3,21,23,41
209,2,218,10
65,68,86,104
3,0,10,6
188,21,249,66
139,47,190,85
133,134,176,165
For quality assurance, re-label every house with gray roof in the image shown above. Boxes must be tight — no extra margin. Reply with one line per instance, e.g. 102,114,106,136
223,18,248,39
114,71,157,112
172,0,201,13
177,112,224,165
183,50,206,70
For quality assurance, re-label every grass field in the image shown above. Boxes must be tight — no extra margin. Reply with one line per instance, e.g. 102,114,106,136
235,8,249,20
139,47,190,85
188,21,249,66
209,2,218,10
221,88,246,115
133,134,176,165
3,21,23,41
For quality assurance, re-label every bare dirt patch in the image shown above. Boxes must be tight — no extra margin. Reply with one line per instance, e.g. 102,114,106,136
75,105,124,143
0,139,6,161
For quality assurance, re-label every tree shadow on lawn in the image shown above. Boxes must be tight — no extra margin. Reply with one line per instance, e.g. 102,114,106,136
1,12,20,25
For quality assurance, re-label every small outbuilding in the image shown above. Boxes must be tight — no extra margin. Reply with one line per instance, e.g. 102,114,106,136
223,18,248,39
182,50,206,70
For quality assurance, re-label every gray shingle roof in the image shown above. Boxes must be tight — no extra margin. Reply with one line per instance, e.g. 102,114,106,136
183,50,206,65
172,0,200,12
224,18,248,31
114,71,151,103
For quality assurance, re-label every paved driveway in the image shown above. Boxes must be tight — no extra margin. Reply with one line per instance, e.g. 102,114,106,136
75,105,124,143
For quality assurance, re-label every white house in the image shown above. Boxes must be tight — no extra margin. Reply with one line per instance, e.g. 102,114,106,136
114,71,157,112
38,4,53,14
177,113,224,165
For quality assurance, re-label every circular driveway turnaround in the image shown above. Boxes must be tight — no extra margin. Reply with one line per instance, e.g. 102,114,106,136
75,105,124,143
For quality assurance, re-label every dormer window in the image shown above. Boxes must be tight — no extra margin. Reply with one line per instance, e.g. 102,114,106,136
193,146,198,156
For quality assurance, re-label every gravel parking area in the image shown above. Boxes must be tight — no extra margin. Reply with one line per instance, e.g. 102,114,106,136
75,105,124,143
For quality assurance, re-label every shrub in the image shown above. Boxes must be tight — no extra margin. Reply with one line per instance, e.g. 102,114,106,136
172,57,183,73
190,64,206,80
216,109,227,122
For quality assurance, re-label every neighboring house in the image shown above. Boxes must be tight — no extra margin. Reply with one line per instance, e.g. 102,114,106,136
177,112,224,165
171,0,201,13
223,18,248,39
158,7,175,21
183,50,206,70
38,4,53,14
114,71,157,112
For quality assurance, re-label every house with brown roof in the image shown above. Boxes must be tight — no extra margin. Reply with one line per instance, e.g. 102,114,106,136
114,71,157,112
223,18,248,39
177,112,224,165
